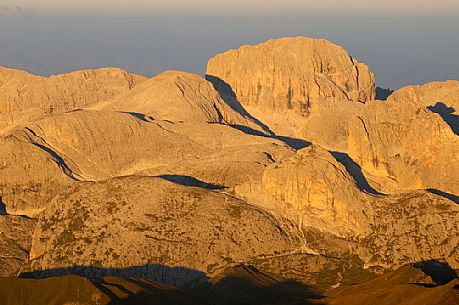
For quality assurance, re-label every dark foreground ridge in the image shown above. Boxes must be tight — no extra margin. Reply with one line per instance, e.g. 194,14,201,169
11,264,323,305
3,261,456,305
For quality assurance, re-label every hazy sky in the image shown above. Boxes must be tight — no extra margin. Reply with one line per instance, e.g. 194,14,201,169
0,1,458,89
3,0,459,14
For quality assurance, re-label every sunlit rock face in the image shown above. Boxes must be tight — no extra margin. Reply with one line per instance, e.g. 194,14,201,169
206,36,375,115
0,109,293,216
0,66,146,135
206,37,375,151
347,99,459,196
26,176,293,286
388,80,459,109
0,35,457,305
94,70,264,131
388,80,459,135
234,145,373,238
234,145,459,271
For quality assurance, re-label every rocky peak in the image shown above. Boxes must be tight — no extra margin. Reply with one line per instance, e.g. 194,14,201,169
206,37,375,115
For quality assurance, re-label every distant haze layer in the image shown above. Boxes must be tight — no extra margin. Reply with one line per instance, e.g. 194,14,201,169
4,0,459,14
0,7,458,89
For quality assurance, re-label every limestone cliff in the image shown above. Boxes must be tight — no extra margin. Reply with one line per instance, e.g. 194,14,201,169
234,146,459,270
389,80,459,109
94,70,264,132
0,133,75,216
0,57,457,301
389,80,459,135
206,37,375,115
0,110,293,215
347,100,459,196
0,67,146,135
206,37,375,151
235,145,373,238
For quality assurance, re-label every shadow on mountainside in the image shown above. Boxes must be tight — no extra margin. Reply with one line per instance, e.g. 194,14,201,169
206,74,386,193
12,262,458,305
107,275,323,305
274,135,310,150
331,152,384,196
158,174,227,190
20,264,207,288
412,260,458,285
223,123,311,150
104,265,323,305
206,75,310,150
375,86,394,101
194,266,324,305
95,276,206,305
206,75,274,136
427,102,459,135
3,267,206,305
122,111,155,123
17,264,323,305
427,189,459,204
24,127,81,181
0,196,7,215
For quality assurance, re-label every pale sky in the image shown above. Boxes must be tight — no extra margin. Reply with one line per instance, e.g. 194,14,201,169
3,0,459,14
0,1,458,88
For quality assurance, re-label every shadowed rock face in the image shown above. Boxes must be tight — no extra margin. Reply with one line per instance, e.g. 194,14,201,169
428,102,459,135
206,37,375,115
0,197,7,215
375,86,394,100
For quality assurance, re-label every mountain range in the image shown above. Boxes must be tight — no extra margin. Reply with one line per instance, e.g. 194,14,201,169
0,36,457,305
